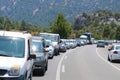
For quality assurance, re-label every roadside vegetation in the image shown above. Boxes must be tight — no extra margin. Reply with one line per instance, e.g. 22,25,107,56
0,10,120,40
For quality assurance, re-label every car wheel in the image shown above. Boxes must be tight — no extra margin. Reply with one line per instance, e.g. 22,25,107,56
49,55,54,59
108,56,110,61
45,62,48,71
41,67,45,76
22,73,27,80
109,55,113,62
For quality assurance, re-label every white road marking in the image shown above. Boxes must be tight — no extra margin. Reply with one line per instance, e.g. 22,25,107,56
62,65,65,73
56,52,68,80
96,48,120,71
64,55,68,60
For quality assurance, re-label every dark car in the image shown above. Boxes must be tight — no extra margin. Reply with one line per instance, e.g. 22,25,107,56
32,36,48,76
97,41,105,47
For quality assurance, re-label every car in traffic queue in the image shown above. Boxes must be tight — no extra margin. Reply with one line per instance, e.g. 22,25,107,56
45,40,55,59
32,36,48,76
0,31,36,80
97,41,105,47
59,40,67,52
108,45,120,62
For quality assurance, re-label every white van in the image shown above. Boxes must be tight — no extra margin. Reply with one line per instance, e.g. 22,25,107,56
0,31,36,80
40,33,60,55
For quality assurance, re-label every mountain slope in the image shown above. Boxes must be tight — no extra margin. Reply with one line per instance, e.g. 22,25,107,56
0,0,120,27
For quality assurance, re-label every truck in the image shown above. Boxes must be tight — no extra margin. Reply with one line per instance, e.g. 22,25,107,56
83,32,93,44
80,35,88,45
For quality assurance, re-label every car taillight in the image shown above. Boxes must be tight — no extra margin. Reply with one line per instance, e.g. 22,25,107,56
113,51,118,54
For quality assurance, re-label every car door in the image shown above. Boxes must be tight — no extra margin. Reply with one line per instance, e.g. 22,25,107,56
108,46,114,59
26,39,33,78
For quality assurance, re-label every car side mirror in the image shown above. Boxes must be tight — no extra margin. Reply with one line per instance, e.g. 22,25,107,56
46,45,49,47
60,40,62,43
30,54,36,59
44,48,49,52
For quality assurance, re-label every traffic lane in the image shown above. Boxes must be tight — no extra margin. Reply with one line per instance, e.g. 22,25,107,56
60,45,120,80
32,50,69,80
96,44,120,71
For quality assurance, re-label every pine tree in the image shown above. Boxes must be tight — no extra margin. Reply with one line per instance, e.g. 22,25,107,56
51,13,72,39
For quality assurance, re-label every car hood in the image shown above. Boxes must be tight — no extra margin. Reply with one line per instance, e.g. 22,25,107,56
46,46,53,50
0,56,25,69
52,42,59,48
52,42,57,46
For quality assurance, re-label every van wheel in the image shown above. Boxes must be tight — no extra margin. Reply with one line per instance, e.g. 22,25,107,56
108,56,110,61
28,72,32,80
22,73,27,80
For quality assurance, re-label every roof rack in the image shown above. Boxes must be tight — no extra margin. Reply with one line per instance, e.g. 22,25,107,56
23,31,28,34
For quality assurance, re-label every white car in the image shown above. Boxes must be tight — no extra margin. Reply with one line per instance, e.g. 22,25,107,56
45,40,55,59
0,31,36,80
108,45,120,62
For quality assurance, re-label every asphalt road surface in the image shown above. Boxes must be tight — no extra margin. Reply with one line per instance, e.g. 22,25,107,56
33,44,120,80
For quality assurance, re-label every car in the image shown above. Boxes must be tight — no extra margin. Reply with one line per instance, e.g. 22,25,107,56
76,39,81,46
0,31,36,80
59,40,67,52
32,36,48,76
65,39,71,49
97,41,105,47
45,40,55,59
108,45,120,62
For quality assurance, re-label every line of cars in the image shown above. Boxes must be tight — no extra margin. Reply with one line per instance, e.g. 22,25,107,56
0,31,85,80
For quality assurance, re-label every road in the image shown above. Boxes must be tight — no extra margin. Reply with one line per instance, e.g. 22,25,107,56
33,44,120,80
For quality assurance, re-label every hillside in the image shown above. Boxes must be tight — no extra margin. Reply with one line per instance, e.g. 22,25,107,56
0,0,120,27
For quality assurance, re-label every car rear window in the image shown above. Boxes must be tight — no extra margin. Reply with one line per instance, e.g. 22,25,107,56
115,46,120,50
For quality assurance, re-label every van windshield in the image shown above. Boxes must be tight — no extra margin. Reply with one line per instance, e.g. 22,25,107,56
0,36,25,58
40,34,59,42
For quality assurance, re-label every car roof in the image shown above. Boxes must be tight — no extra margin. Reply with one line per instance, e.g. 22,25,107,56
0,31,31,39
113,45,120,47
32,36,44,40
40,32,59,36
32,36,45,42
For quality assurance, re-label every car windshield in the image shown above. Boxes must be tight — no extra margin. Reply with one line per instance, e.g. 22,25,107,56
98,41,104,43
0,36,25,58
32,41,43,53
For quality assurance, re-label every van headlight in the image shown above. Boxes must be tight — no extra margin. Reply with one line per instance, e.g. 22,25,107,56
9,65,20,76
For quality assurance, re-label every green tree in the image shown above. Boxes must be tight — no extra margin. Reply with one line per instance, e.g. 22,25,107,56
51,13,72,38
21,20,27,31
116,25,120,40
103,25,111,39
0,16,4,29
4,18,12,31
